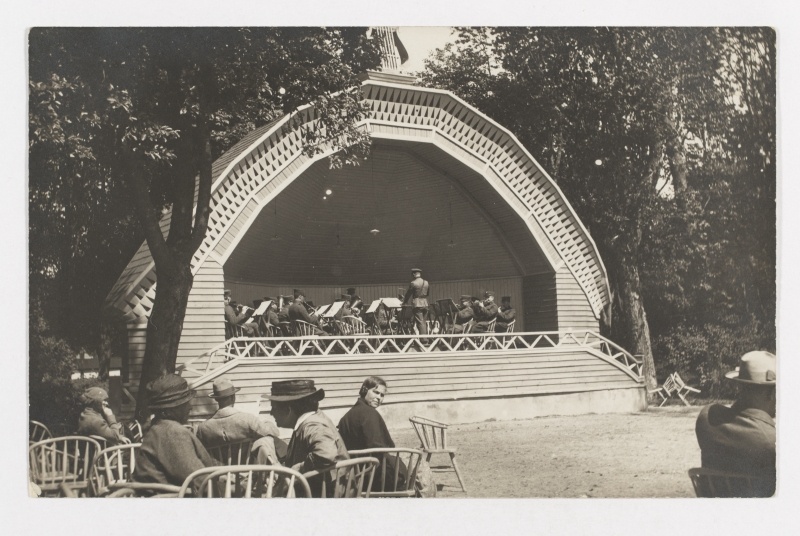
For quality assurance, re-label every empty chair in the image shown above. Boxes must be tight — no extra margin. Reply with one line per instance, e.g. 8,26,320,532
649,374,678,407
348,448,423,497
302,457,379,498
90,443,141,497
688,467,774,498
673,373,701,406
177,464,312,498
29,436,102,497
205,438,256,466
29,420,52,444
409,416,467,493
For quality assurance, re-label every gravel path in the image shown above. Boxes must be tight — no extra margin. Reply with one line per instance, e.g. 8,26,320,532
388,406,703,498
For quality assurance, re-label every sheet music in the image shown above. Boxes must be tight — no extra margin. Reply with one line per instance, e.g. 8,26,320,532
381,297,403,308
366,299,382,314
252,300,271,316
315,304,331,316
323,301,345,317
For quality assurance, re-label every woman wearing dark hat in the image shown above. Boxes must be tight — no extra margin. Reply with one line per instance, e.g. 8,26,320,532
695,351,776,497
133,375,218,494
265,380,349,497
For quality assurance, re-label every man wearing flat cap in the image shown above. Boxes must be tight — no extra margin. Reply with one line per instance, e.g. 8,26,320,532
133,375,218,494
77,386,130,446
695,350,776,496
451,295,475,334
224,289,258,337
403,268,430,337
265,379,349,497
196,378,286,465
472,291,499,332
288,290,326,336
495,296,516,332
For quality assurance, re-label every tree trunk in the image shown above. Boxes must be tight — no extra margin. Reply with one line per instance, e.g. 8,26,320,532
134,260,194,420
609,253,658,396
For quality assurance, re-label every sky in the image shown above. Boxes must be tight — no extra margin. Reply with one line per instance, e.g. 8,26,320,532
396,26,456,72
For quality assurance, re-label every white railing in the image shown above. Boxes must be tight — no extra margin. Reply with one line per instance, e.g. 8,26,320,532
178,330,643,386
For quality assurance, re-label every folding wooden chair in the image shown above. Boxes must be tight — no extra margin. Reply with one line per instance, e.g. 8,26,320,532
29,420,52,444
409,416,467,493
107,482,183,497
302,457,379,498
673,373,701,406
649,374,678,406
29,436,102,497
178,465,312,498
205,438,256,466
348,448,424,497
90,442,141,496
688,467,774,498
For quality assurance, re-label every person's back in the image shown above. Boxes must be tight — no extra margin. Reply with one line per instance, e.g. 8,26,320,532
76,387,128,446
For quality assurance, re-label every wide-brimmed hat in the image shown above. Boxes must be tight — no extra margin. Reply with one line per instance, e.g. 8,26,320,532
81,387,109,406
147,374,195,409
725,351,776,385
208,377,241,399
262,379,325,402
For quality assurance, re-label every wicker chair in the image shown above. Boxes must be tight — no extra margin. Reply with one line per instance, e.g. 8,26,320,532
302,457,379,498
90,443,141,496
409,416,467,493
29,436,102,497
348,448,424,497
178,465,311,498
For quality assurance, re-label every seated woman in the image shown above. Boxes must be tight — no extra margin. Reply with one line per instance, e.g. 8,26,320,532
337,376,407,491
77,387,130,446
133,375,218,495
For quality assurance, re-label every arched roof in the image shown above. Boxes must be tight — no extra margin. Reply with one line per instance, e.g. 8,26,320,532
105,79,610,321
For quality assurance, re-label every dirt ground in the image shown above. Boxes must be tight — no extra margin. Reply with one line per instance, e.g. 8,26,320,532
389,405,705,498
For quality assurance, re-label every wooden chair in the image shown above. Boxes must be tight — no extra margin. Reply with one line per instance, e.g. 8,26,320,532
343,315,369,335
89,435,109,450
177,465,312,498
29,436,102,497
673,373,701,406
649,374,678,406
90,442,141,497
486,318,497,333
504,320,516,333
107,482,183,497
205,438,256,466
294,319,317,337
278,321,294,337
348,448,424,497
302,457,379,498
126,420,144,443
225,320,246,340
688,467,774,498
29,420,52,444
409,416,467,493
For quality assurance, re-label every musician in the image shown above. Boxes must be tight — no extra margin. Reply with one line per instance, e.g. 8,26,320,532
472,291,499,332
403,268,430,337
259,297,281,335
375,302,391,334
496,296,516,332
346,287,363,317
224,290,257,337
277,295,291,323
452,295,475,334
288,290,326,336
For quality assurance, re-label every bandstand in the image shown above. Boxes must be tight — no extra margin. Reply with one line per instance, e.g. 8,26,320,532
105,62,646,426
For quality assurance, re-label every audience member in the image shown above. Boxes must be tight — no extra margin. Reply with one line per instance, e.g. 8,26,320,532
77,387,130,446
133,375,218,494
196,378,286,465
695,350,776,497
265,379,349,497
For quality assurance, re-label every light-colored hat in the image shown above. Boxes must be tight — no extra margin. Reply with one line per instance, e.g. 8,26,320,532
208,378,241,399
725,351,776,385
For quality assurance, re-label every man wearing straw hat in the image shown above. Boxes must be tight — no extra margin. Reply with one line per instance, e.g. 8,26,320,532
695,350,776,496
133,375,218,493
264,379,349,497
196,378,287,465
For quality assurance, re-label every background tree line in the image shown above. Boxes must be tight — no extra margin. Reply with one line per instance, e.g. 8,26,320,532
420,27,775,394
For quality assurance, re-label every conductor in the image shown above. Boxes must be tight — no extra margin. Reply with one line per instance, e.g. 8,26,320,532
403,268,430,337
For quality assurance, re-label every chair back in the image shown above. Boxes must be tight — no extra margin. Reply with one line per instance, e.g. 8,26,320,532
688,467,774,498
225,320,245,339
89,435,109,450
90,443,141,496
279,321,293,337
662,374,678,395
505,320,516,333
178,465,312,498
29,436,102,496
409,416,449,451
486,318,497,332
205,438,256,466
348,448,423,497
107,482,182,497
29,420,52,444
302,457,379,498
294,320,316,336
343,316,369,334
260,322,278,338
126,420,144,442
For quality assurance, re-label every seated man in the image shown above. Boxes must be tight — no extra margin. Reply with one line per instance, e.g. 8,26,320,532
77,387,130,446
495,296,516,332
258,297,281,335
133,375,218,495
451,295,475,334
695,350,776,497
288,290,326,336
472,291,499,332
224,290,258,337
346,287,363,317
196,378,287,465
277,295,291,324
265,379,350,497
338,376,405,491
